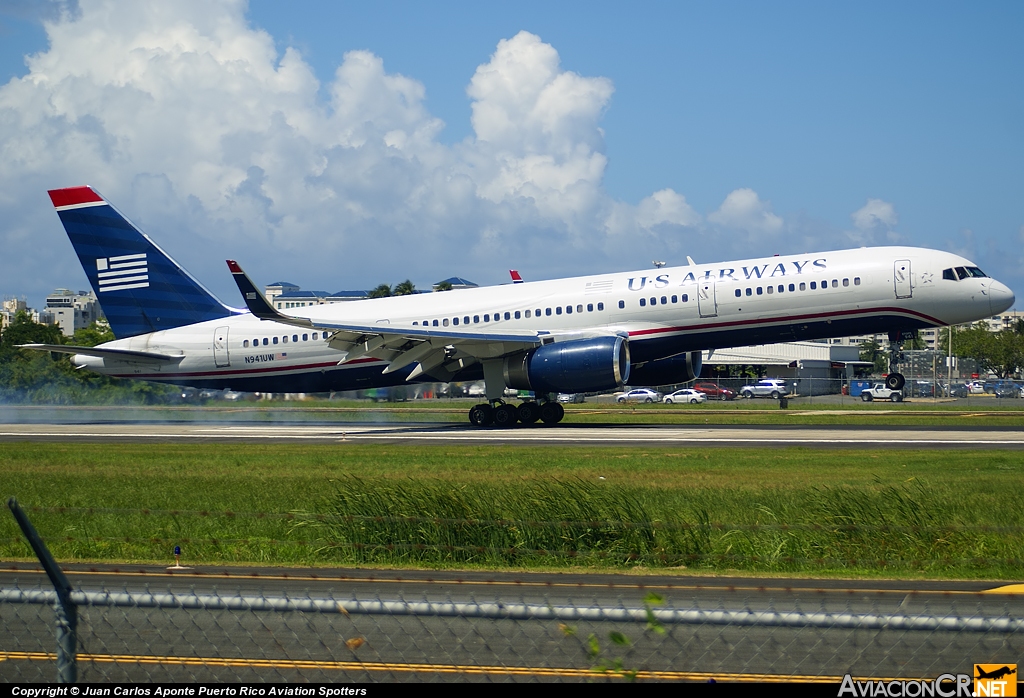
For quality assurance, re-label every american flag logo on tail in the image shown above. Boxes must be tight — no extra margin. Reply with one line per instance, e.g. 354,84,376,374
97,253,149,292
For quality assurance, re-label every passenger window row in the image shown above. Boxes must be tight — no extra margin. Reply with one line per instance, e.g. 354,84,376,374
243,332,322,348
639,294,689,308
412,302,606,327
733,277,860,298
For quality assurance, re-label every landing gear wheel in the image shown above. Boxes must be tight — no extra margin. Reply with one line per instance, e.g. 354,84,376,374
540,401,564,425
886,373,906,391
517,402,541,424
862,393,873,402
493,403,519,428
469,403,493,427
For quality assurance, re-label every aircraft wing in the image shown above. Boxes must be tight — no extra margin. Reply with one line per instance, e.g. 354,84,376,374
18,344,184,363
226,260,554,381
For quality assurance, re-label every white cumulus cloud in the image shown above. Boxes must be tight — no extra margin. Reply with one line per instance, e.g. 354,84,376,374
851,198,898,230
0,0,799,305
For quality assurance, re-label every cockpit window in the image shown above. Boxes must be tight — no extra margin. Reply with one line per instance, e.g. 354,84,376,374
965,266,987,278
942,268,957,281
955,267,968,280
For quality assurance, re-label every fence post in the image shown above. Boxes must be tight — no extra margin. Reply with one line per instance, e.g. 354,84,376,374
7,497,78,683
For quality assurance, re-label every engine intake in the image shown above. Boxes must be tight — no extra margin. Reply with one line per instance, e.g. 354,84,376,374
503,336,630,394
628,351,703,387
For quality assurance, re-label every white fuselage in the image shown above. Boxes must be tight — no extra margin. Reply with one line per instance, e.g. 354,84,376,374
75,246,1015,392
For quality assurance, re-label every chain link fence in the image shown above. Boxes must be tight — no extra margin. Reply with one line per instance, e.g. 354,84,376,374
2,581,1022,683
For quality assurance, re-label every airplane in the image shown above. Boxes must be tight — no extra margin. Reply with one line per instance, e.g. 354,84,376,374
23,185,1015,427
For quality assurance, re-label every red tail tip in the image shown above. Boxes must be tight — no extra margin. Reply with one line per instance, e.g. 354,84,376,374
48,186,103,208
226,260,242,273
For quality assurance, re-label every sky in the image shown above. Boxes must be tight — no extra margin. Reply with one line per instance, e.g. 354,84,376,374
0,0,1021,310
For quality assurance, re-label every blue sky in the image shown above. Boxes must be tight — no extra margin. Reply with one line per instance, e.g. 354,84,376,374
0,0,1021,309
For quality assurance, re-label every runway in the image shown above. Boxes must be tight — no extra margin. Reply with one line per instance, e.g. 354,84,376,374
2,421,1024,448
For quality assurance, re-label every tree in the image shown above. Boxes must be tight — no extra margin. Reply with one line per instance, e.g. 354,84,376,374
393,280,416,296
367,283,392,299
858,338,888,375
938,322,1024,379
0,310,64,352
434,280,453,292
72,321,115,347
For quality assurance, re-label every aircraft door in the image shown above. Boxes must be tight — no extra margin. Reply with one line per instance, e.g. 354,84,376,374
213,326,230,367
698,279,718,318
894,259,912,299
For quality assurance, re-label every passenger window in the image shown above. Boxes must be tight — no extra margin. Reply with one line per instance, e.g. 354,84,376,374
587,303,594,312
810,281,817,290
821,283,828,291
577,304,583,313
766,286,773,294
799,283,806,291
735,289,741,298
452,317,459,325
282,336,288,344
618,300,625,309
290,335,297,342
659,297,666,306
788,284,795,292
597,302,604,311
484,314,490,322
514,311,521,319
263,338,269,346
413,321,418,326
546,308,552,316
536,308,542,316
640,298,647,306
566,305,572,314
273,337,279,345
649,297,656,306
779,285,785,293
243,340,249,347
432,320,439,326
504,312,511,320
681,295,687,303
843,278,850,287
756,287,762,295
443,319,449,327
854,278,861,285
303,334,308,341
464,316,470,324
745,288,752,296
474,315,480,323
832,279,838,288
556,306,563,314
525,310,531,318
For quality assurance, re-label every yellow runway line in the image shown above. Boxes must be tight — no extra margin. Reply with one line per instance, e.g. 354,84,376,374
0,651,880,682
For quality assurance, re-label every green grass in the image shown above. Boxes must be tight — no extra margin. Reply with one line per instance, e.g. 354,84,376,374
1,443,1022,579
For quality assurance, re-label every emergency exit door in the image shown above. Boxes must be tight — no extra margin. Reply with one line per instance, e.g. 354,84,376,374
894,260,912,299
698,279,718,318
213,326,230,367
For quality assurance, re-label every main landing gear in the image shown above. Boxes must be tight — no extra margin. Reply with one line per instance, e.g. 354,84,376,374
885,330,909,391
468,400,564,428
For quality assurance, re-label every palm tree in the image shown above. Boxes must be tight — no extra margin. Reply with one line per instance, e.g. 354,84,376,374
393,280,416,296
368,283,392,298
434,280,453,292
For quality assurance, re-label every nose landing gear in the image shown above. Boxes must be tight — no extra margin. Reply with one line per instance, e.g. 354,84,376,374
885,330,911,391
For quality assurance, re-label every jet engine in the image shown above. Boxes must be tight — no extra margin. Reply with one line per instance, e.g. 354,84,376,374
627,351,703,387
503,336,630,394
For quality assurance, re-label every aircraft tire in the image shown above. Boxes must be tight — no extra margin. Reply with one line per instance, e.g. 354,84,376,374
517,402,541,424
493,403,519,428
540,401,562,425
469,404,493,427
886,373,906,390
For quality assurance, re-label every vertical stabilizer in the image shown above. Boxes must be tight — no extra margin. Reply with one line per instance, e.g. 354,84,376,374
48,186,236,338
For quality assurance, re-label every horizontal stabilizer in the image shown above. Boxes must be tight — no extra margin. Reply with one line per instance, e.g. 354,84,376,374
18,344,184,363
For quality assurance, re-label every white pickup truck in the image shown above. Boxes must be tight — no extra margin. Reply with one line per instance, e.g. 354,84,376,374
861,383,903,402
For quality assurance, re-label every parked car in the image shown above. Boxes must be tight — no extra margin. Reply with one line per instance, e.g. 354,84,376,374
989,380,1021,398
739,379,788,399
692,382,736,400
945,383,969,398
663,389,707,404
861,383,903,402
557,393,585,404
616,388,663,403
967,381,987,395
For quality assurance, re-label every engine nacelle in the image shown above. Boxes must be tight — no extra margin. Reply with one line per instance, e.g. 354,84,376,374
503,336,630,394
628,351,703,387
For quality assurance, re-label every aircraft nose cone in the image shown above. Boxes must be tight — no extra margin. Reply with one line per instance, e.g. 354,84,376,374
989,280,1015,315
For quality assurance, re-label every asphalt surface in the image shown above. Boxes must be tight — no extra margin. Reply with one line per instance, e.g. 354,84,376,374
3,420,1024,448
2,563,1022,682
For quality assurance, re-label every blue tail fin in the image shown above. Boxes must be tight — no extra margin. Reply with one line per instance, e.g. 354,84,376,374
48,186,236,339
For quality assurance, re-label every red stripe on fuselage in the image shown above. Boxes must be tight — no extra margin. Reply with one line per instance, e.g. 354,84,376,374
627,306,944,339
48,186,104,208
